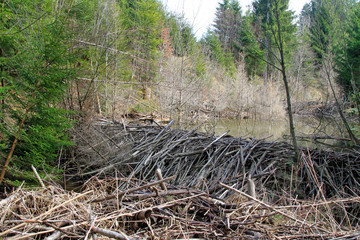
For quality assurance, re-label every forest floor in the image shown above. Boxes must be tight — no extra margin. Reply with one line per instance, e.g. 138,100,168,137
1,120,360,239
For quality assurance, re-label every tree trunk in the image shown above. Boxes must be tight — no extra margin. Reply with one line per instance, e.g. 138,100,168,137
323,57,360,145
0,108,29,185
274,0,299,159
264,2,270,85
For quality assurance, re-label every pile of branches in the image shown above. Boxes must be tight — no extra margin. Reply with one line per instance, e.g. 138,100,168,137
1,173,360,239
67,120,360,199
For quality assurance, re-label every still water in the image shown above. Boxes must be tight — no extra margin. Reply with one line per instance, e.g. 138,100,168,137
195,116,345,147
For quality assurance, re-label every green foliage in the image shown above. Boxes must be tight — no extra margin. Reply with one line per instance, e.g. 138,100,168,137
194,53,206,77
201,30,236,75
335,2,360,95
0,0,75,183
306,0,358,96
71,0,98,24
121,0,165,95
252,0,297,73
307,0,332,66
165,13,197,57
213,0,243,61
202,31,225,64
13,112,73,169
240,14,266,76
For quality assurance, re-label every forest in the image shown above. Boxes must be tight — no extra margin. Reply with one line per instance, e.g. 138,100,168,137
1,0,360,238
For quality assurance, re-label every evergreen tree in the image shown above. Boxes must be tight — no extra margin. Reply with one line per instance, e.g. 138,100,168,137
336,2,360,99
307,0,331,67
307,0,357,95
121,0,165,99
0,0,75,185
201,30,236,74
213,0,243,61
239,12,266,76
252,0,296,83
307,0,360,144
165,13,196,57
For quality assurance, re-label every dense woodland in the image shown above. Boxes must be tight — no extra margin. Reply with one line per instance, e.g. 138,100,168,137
1,0,360,185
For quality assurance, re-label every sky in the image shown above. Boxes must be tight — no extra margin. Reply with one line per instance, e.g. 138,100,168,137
160,0,311,39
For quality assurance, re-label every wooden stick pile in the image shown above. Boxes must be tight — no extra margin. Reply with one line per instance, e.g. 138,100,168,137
1,174,360,239
3,120,358,238
68,121,360,199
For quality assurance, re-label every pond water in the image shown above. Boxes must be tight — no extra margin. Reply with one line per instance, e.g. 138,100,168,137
194,115,346,148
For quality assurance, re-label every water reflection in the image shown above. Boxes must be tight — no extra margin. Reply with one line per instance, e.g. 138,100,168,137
197,116,345,147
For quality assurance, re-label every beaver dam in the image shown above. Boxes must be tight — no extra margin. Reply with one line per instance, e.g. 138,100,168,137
1,120,360,239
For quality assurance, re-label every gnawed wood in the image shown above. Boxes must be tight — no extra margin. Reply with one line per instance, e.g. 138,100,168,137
90,226,133,240
91,176,175,203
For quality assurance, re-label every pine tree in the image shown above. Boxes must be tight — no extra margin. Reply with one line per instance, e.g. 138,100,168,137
308,0,331,67
335,2,360,115
337,4,359,89
307,0,360,144
165,13,196,57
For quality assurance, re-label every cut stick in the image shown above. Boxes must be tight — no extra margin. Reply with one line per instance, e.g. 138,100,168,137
91,176,175,203
219,182,330,233
203,130,230,152
0,190,93,238
125,189,200,200
247,176,256,199
44,231,62,240
133,210,152,220
31,165,46,189
96,193,205,222
91,226,132,240
156,168,167,190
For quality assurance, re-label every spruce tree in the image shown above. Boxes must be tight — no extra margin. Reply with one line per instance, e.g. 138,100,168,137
201,30,236,74
307,0,360,144
308,0,331,68
239,12,266,77
165,13,196,57
252,0,296,83
121,0,164,99
0,0,75,185
335,2,360,122
213,0,243,61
